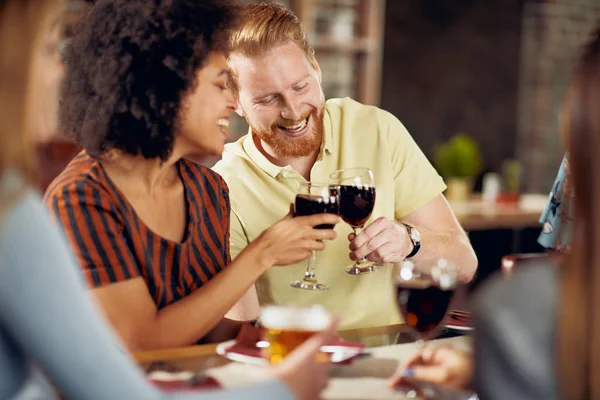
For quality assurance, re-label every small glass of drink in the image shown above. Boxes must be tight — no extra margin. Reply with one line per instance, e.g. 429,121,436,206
259,305,332,364
394,259,457,345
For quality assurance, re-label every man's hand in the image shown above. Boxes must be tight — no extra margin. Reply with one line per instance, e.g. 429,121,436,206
349,217,412,264
350,195,477,282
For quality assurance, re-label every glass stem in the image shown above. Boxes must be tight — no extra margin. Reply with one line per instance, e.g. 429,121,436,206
354,227,367,265
304,250,317,282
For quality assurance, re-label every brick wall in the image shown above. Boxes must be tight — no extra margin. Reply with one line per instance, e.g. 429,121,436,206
381,0,522,174
517,0,600,191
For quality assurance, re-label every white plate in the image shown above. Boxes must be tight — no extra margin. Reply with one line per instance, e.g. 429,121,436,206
216,340,268,366
216,340,362,365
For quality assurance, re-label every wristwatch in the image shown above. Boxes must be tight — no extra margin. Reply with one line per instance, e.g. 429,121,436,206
402,223,421,258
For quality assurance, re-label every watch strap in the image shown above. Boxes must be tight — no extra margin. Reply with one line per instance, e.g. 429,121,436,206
403,223,421,258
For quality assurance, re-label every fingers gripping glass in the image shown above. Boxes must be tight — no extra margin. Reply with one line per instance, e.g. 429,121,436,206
290,182,340,290
329,167,379,275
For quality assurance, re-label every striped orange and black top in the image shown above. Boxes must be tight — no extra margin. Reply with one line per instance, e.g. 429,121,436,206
44,152,231,309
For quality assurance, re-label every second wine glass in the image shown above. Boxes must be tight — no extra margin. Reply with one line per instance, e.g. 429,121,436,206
290,182,340,290
394,259,457,346
330,167,378,275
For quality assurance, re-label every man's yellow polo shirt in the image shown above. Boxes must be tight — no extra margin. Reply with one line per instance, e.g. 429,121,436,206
213,98,446,329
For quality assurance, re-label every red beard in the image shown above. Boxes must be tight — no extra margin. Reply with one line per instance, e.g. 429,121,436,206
250,108,324,158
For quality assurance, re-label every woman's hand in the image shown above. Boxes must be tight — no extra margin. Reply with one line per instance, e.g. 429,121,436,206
269,318,338,400
253,208,340,267
388,345,473,390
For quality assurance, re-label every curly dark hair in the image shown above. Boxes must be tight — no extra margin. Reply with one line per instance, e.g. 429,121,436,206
60,0,238,160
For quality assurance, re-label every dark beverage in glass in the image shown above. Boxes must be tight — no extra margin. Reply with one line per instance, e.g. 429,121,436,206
290,182,339,291
295,194,339,229
338,185,376,228
330,168,378,275
396,278,454,337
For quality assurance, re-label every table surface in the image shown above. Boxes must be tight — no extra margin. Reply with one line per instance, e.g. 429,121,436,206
135,324,474,399
451,193,547,231
135,323,416,369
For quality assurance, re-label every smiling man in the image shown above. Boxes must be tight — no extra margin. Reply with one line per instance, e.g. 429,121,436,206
213,3,477,330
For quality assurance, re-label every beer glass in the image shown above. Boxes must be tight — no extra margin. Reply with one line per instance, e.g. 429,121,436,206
259,305,332,364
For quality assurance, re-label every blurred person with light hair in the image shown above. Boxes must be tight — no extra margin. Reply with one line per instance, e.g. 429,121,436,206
0,0,335,399
213,2,477,330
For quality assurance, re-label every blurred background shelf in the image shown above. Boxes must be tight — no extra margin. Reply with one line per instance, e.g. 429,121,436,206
312,36,378,53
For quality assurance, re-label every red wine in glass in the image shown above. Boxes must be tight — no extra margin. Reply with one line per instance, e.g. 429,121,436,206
295,194,339,229
330,168,377,275
290,182,339,291
396,277,454,339
338,185,376,228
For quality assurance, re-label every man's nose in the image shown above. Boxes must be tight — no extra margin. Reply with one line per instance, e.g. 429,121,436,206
280,96,301,121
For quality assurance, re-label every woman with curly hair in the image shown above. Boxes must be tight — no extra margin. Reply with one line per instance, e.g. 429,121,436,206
1,0,335,399
45,0,339,351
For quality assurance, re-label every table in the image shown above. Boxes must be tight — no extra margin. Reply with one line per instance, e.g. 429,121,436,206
135,324,414,371
451,194,547,231
135,325,473,399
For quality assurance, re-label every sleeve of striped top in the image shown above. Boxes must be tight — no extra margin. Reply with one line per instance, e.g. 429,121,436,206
45,180,140,288
218,177,232,265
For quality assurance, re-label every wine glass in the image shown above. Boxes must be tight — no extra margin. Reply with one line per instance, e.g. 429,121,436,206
394,259,457,346
290,182,340,290
329,167,378,275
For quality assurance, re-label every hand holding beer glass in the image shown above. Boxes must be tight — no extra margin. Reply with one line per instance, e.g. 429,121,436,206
260,305,334,364
263,307,338,400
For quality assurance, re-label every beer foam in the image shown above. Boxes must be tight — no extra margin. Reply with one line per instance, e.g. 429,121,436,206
260,305,331,331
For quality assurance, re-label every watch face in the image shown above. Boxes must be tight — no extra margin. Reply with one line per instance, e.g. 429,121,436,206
403,223,421,258
411,227,421,242
405,224,420,243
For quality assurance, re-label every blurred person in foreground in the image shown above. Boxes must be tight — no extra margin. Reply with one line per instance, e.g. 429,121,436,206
213,3,478,330
45,0,339,350
0,0,335,399
389,23,600,400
